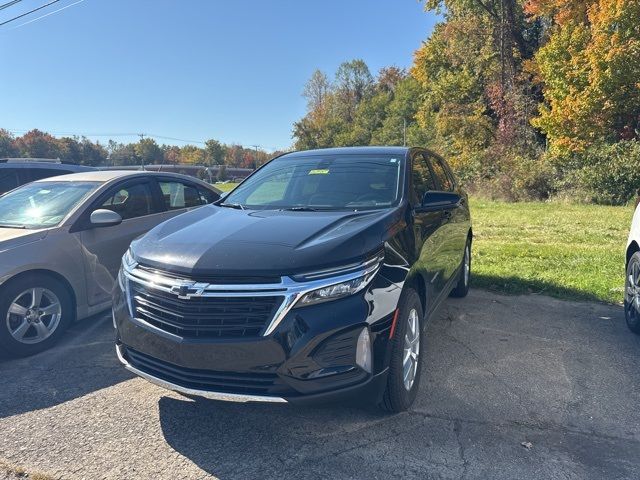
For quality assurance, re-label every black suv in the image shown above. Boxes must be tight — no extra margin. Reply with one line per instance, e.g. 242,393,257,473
0,159,94,195
113,147,472,412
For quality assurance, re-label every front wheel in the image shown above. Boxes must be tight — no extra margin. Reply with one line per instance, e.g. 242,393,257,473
379,288,424,413
624,252,640,334
0,275,73,357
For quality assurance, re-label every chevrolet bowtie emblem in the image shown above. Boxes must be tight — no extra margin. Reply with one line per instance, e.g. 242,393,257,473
170,282,205,299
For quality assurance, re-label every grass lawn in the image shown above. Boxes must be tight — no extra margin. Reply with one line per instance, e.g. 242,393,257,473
471,199,634,304
213,182,239,192
211,181,632,304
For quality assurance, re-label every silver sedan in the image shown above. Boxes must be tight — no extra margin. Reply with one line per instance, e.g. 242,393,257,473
0,170,221,357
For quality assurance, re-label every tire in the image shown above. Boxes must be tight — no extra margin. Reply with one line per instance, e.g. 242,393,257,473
624,252,640,334
379,288,424,413
450,238,471,298
0,274,74,357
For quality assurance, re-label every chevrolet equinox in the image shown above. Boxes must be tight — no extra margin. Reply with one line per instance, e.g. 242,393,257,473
113,147,472,412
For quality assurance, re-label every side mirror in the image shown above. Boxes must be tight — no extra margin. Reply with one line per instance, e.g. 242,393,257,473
418,191,462,212
90,209,122,227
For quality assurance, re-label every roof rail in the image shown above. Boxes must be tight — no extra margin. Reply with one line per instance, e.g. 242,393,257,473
0,158,62,164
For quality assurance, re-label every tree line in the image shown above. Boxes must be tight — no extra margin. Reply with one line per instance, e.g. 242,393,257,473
293,0,640,204
0,129,281,170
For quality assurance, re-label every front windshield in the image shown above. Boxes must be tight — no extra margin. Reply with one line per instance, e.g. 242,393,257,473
225,154,403,210
0,181,100,229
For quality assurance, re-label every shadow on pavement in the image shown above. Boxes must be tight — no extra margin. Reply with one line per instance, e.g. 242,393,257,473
0,312,133,419
473,273,621,304
157,396,401,478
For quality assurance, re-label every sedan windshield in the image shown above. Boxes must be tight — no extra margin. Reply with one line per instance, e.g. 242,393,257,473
224,154,403,210
0,181,100,229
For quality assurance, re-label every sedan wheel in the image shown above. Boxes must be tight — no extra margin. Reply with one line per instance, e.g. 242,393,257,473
6,288,63,344
624,252,640,334
0,275,73,357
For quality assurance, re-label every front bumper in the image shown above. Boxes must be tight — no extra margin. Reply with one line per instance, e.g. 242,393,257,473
116,342,389,404
113,269,402,405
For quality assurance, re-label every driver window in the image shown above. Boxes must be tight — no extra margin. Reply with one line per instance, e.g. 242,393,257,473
411,153,436,205
100,182,154,220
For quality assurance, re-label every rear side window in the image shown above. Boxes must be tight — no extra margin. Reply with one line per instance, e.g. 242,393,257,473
429,156,455,192
158,180,207,210
0,170,19,194
100,182,156,220
411,153,437,205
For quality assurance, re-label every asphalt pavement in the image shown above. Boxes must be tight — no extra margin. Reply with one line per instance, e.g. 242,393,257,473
1,290,638,479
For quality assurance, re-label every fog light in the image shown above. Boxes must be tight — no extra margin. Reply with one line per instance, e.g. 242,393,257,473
355,327,372,373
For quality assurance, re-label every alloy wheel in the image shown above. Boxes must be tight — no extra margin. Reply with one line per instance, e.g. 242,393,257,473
6,288,62,345
402,308,420,391
626,260,640,321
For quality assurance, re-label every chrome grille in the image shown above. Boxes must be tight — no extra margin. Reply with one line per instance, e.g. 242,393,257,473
130,282,284,338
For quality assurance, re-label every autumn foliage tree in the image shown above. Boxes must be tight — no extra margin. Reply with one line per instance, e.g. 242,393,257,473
529,0,640,153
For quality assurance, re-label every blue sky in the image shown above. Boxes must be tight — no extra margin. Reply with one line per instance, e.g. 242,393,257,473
1,0,438,151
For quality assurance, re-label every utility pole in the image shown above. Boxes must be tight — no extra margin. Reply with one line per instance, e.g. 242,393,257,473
403,118,407,147
251,144,260,169
138,133,145,169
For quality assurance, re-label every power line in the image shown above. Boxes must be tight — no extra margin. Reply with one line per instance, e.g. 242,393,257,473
0,0,60,27
11,0,84,29
0,0,23,11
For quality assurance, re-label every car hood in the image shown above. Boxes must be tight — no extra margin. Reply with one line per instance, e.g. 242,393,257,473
0,228,48,253
132,205,405,278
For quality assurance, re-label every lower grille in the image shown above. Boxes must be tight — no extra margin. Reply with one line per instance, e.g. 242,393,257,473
123,347,291,395
130,282,283,339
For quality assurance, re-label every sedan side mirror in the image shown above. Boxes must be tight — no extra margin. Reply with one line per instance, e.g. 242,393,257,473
90,209,122,227
417,191,462,212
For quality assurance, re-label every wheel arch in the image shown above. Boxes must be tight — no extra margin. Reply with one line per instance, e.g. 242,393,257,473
0,269,77,321
403,272,428,316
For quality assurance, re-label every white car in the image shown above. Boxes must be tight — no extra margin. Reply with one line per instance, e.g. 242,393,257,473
625,202,640,334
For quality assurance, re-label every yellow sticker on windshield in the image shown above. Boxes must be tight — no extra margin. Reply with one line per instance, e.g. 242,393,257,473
309,169,330,175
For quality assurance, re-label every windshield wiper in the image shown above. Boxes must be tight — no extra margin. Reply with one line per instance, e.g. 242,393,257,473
0,224,26,229
219,203,245,210
282,206,319,212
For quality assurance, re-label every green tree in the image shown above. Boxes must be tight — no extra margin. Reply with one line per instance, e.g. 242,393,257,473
0,129,19,157
109,142,139,166
135,138,163,165
334,59,374,122
180,145,205,164
204,139,226,166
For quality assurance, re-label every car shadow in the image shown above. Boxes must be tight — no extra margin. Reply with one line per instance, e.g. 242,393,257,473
157,395,398,478
0,311,134,419
473,273,621,304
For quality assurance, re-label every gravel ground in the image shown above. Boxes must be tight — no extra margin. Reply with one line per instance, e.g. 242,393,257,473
1,289,639,480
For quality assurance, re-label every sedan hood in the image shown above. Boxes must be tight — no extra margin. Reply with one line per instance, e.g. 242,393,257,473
0,228,48,253
132,205,404,278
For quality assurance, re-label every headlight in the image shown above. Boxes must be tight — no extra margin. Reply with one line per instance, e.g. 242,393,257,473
118,247,136,292
118,247,137,318
296,268,378,307
122,247,137,271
